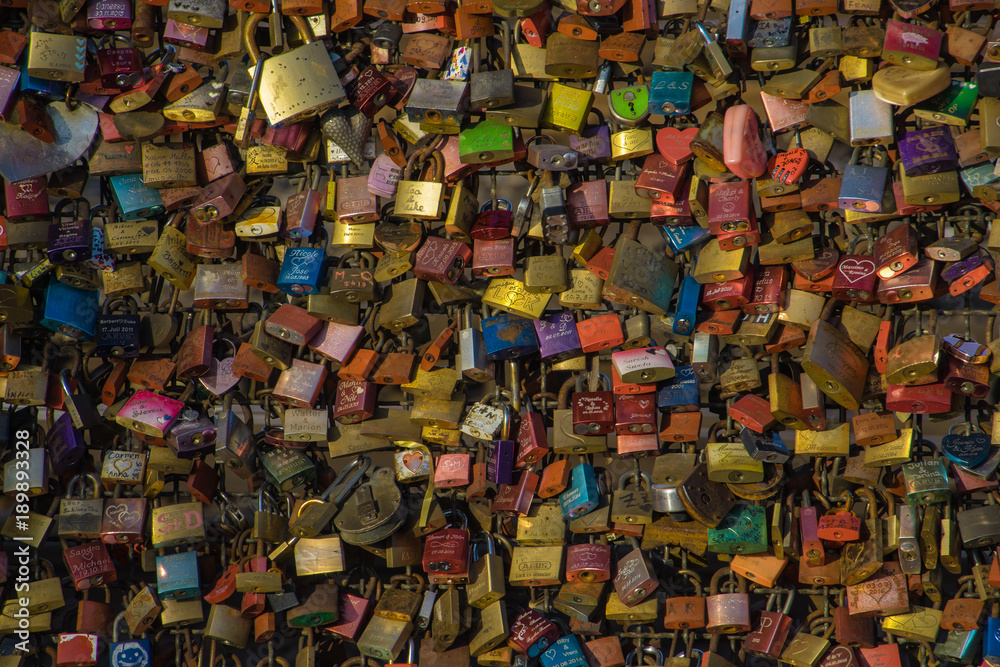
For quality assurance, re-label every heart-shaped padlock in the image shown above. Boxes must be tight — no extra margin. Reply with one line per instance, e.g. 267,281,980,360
655,126,697,165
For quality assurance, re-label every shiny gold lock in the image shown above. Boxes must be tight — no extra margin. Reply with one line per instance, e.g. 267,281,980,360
761,69,821,99
103,261,146,297
692,240,749,283
508,545,563,586
331,220,376,248
795,423,850,457
541,83,594,135
395,150,446,220
863,428,913,468
882,605,943,643
757,238,814,266
605,591,658,622
482,277,550,319
898,163,960,207
610,127,655,162
839,55,873,83
559,269,605,309
705,442,765,483
410,396,466,429
469,601,509,657
516,503,566,546
246,144,289,176
148,222,197,290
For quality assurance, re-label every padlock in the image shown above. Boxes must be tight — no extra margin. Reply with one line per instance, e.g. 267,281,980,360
744,590,796,658
706,567,751,633
245,14,345,126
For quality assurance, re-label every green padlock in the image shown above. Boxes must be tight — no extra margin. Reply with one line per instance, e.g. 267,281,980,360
707,504,769,555
459,119,516,165
609,84,651,127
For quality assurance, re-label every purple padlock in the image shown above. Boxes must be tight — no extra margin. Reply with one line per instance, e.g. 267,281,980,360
571,124,611,165
47,412,87,475
86,0,132,30
899,126,958,177
941,253,984,283
47,203,93,265
533,311,582,362
486,438,515,486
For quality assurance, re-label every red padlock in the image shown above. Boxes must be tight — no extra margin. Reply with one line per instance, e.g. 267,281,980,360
565,539,612,583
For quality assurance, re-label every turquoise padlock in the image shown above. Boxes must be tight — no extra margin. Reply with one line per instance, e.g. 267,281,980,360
109,173,165,221
707,503,768,554
560,462,600,520
155,550,200,600
648,70,693,116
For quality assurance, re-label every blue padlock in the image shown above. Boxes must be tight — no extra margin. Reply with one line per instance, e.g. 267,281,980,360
277,247,328,295
984,616,1000,661
20,63,66,98
660,224,710,254
41,280,99,340
109,174,165,221
672,275,700,336
940,424,992,468
110,615,152,667
155,550,200,600
540,635,588,667
560,463,599,520
648,71,693,116
481,308,539,360
657,365,699,413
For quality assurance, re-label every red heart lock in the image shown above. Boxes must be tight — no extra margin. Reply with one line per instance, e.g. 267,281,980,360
769,148,809,184
656,127,697,165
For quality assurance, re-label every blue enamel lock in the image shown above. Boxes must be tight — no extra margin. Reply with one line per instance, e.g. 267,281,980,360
481,308,539,360
560,463,599,520
155,550,200,600
936,629,979,665
540,635,587,667
111,615,152,667
660,224,710,254
672,276,700,336
20,63,66,98
277,247,328,294
941,424,992,468
984,616,1000,660
657,365,699,412
648,71,693,116
41,281,99,340
109,174,165,221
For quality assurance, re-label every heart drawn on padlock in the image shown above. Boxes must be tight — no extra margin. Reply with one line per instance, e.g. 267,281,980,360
113,456,134,475
655,127,697,165
837,259,876,284
199,357,239,396
402,451,425,473
105,504,140,528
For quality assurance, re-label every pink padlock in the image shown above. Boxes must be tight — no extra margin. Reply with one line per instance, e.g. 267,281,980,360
723,105,767,179
435,453,472,487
